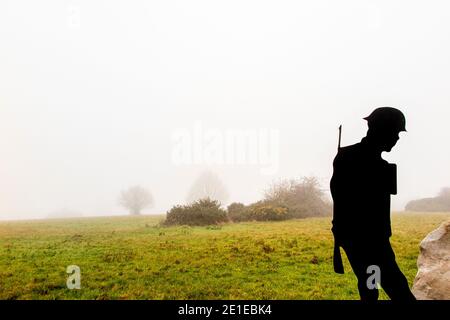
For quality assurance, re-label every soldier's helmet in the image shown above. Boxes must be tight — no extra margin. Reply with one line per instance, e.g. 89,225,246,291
364,107,407,132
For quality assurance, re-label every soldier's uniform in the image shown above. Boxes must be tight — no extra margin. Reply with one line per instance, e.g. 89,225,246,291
330,108,416,301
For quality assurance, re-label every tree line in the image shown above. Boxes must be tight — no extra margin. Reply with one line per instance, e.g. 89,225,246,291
119,171,331,226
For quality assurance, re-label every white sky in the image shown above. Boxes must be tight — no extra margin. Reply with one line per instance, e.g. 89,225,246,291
1,0,450,219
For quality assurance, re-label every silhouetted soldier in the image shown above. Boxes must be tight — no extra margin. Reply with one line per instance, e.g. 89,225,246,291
330,107,416,301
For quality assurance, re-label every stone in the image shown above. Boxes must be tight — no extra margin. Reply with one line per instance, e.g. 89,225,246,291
412,219,450,300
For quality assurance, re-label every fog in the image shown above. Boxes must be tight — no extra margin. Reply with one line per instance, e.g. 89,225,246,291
1,0,450,220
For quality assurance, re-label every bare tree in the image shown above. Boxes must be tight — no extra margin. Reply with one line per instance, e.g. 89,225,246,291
263,176,331,217
119,185,154,215
186,171,229,205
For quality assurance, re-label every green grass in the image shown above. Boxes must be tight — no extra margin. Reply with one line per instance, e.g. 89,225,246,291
0,212,448,300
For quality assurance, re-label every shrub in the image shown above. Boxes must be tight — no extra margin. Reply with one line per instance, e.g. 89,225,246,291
163,198,229,226
227,202,248,222
248,204,290,221
263,177,332,218
227,201,291,222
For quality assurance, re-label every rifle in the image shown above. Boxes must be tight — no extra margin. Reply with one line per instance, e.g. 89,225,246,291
337,125,342,151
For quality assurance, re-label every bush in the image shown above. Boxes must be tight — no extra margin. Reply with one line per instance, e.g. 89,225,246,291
248,204,290,221
263,177,332,218
227,201,290,222
227,202,248,222
163,198,229,226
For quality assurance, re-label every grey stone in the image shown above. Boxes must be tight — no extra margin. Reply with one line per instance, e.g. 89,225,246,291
412,219,450,300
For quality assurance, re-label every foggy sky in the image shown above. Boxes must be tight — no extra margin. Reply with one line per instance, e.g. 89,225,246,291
1,0,450,220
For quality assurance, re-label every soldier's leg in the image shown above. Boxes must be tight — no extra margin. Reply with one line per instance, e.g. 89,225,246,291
342,242,379,301
378,240,416,301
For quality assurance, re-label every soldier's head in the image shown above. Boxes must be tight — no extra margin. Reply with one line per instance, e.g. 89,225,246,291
364,107,406,152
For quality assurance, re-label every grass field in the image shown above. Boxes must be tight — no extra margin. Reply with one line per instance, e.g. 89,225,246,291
0,212,448,300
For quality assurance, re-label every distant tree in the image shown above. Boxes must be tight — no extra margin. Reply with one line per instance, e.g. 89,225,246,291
186,171,229,205
119,185,154,215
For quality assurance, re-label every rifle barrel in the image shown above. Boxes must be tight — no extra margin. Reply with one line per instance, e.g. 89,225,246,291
338,125,342,150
